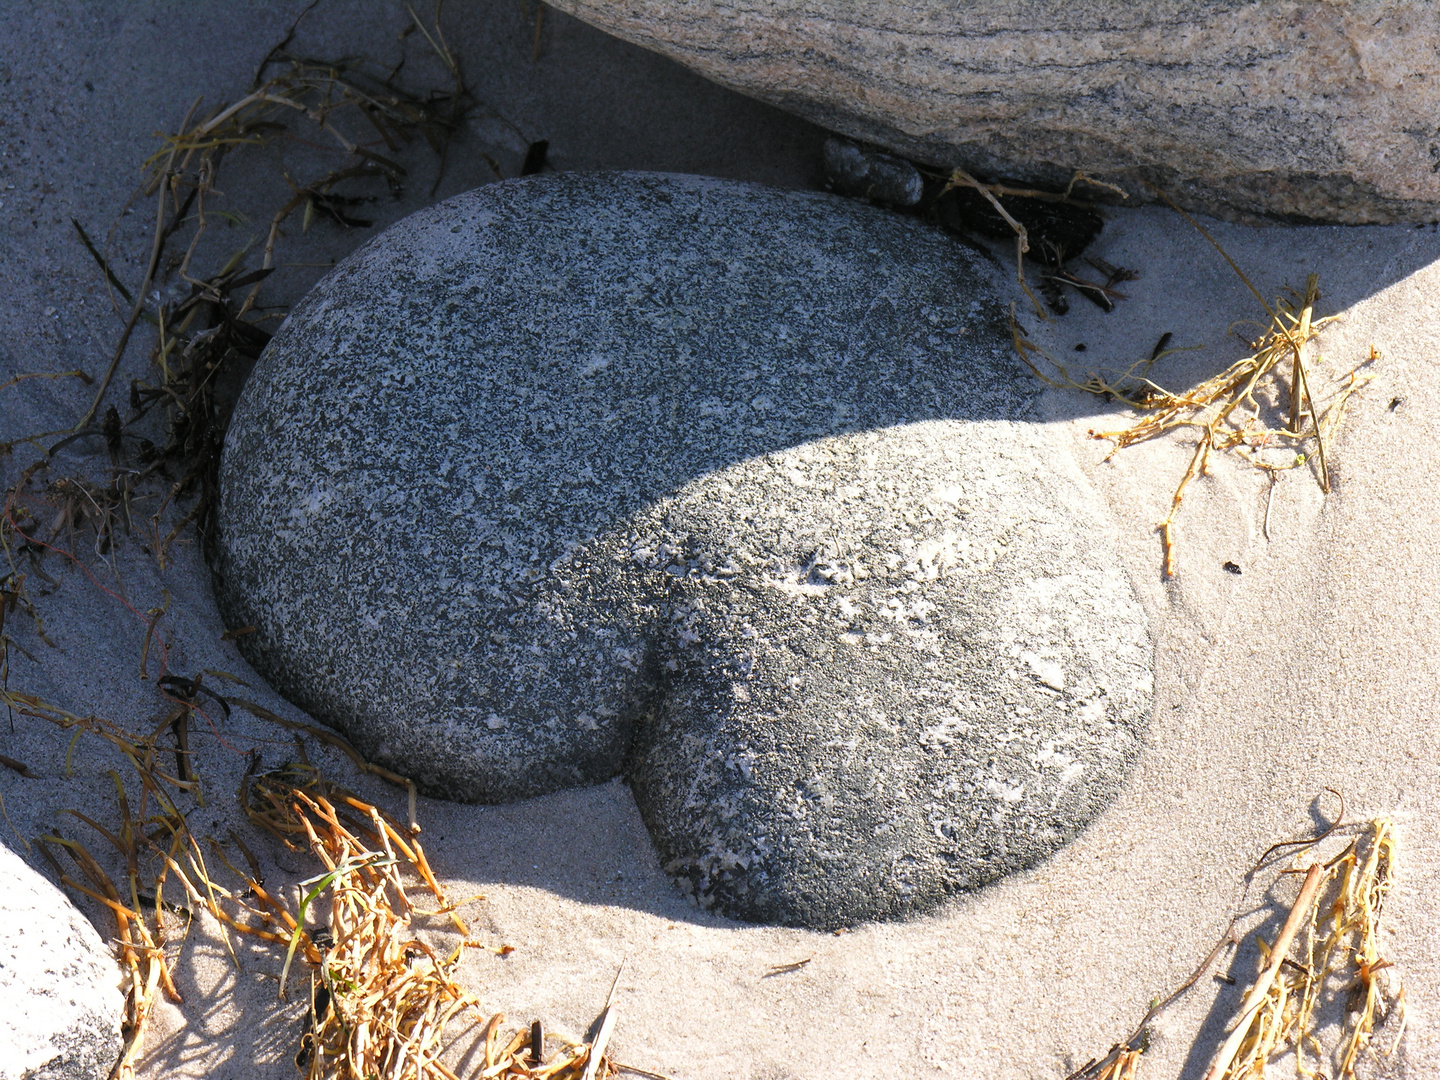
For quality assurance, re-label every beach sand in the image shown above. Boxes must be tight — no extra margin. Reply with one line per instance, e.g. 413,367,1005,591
0,3,1433,1077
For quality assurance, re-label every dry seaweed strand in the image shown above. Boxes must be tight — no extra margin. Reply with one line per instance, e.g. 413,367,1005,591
1063,921,1240,1080
226,762,631,1078
942,166,1042,316
3,517,626,1077
21,1,483,575
26,725,195,1080
0,1,488,647
1067,814,1403,1080
933,164,1123,316
1010,236,1375,577
1203,819,1402,1080
3,677,636,1080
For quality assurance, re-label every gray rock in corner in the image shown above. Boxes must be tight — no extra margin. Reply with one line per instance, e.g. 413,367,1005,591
216,172,1152,927
547,0,1440,224
0,841,124,1080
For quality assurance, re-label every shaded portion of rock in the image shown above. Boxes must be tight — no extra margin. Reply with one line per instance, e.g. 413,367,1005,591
546,1,1440,225
822,137,924,208
216,172,1152,927
0,842,123,1080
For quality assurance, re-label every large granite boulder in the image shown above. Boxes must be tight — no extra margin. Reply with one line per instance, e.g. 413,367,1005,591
215,172,1152,928
0,842,124,1080
545,1,1440,225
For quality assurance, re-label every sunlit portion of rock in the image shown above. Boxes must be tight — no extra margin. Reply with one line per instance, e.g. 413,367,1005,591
0,841,123,1080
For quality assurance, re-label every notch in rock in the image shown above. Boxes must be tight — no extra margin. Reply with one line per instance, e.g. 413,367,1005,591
521,139,549,176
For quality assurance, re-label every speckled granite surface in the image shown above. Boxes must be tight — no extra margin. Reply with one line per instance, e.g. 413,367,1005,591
0,841,123,1080
215,172,1152,926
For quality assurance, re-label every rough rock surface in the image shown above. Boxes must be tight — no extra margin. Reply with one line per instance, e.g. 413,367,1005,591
215,172,1152,927
0,842,123,1080
546,1,1440,224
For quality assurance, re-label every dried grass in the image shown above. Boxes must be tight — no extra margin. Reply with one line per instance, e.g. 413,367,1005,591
1011,245,1375,577
0,0,489,574
6,685,632,1080
1066,813,1404,1080
0,5,650,1077
1205,819,1403,1080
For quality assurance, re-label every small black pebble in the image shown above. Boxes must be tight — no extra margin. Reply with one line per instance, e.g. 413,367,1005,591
1150,331,1174,362
821,137,924,209
1222,561,1242,575
1074,343,1087,352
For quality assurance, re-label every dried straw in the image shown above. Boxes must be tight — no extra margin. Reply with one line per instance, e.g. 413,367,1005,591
0,7,655,1075
1012,269,1375,577
1067,815,1403,1080
5,681,635,1079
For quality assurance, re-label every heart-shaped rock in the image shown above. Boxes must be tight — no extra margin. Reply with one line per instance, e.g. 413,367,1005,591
215,173,1151,927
